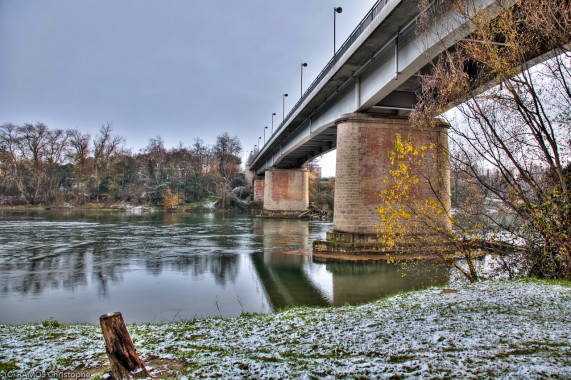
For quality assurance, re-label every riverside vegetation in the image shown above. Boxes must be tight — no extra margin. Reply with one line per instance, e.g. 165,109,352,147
0,123,248,211
0,123,335,214
376,0,570,282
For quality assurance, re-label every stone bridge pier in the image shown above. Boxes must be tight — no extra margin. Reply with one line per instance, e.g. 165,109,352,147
259,168,309,217
251,113,450,251
315,113,451,253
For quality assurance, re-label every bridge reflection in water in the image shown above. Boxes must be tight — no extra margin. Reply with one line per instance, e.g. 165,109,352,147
251,218,449,311
0,211,450,323
322,260,448,306
251,218,330,309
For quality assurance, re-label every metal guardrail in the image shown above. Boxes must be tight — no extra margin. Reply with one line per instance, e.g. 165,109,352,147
249,0,391,166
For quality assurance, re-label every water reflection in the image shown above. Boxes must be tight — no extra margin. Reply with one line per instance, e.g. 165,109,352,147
0,211,254,323
0,210,449,324
1,245,127,297
322,259,449,306
250,218,450,309
0,211,246,297
251,218,329,309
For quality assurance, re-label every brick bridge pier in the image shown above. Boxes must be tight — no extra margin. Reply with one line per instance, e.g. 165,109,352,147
249,113,451,253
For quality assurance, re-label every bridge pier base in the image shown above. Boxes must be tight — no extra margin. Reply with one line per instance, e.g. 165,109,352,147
314,113,450,254
261,168,309,218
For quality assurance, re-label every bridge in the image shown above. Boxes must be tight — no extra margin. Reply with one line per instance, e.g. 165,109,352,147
246,0,498,252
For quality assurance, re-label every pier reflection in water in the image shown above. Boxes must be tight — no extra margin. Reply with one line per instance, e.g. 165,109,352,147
0,210,448,324
252,218,330,309
322,260,448,306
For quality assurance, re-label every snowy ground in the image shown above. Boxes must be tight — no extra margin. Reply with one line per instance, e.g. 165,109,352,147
1,279,570,379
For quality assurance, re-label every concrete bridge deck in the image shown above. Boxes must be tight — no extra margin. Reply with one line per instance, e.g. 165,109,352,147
246,0,522,253
248,0,494,174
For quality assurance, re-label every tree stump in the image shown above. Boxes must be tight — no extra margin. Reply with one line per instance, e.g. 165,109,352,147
99,312,149,379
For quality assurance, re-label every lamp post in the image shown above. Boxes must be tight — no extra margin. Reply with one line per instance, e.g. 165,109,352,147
271,112,276,133
334,7,342,55
282,93,288,121
254,144,257,153
300,63,308,97
258,137,261,151
264,126,268,144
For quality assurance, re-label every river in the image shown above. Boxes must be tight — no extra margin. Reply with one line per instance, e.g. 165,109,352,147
0,210,447,324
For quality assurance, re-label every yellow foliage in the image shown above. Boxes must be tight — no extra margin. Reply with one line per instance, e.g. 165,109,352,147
377,134,502,282
161,188,182,209
377,133,447,250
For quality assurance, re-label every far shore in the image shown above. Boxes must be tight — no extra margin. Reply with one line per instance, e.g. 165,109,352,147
0,199,259,214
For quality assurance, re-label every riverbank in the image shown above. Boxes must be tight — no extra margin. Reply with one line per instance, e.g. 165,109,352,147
0,196,261,214
1,278,569,378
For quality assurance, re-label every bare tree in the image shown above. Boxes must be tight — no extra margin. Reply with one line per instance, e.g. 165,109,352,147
411,0,571,278
68,129,91,169
0,123,27,199
213,132,242,179
67,129,92,204
16,123,51,203
92,123,125,202
213,133,242,209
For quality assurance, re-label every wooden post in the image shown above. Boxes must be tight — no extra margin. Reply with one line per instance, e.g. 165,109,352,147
99,312,149,379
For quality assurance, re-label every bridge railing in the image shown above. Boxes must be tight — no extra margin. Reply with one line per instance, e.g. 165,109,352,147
252,0,391,166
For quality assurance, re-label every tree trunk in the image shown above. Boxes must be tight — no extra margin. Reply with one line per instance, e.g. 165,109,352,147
99,312,149,379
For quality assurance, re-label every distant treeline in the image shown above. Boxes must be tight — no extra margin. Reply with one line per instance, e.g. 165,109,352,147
0,122,244,207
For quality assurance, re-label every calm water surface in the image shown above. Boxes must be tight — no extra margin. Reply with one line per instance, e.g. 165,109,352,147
0,210,447,324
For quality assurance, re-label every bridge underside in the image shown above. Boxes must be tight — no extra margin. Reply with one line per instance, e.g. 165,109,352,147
247,0,555,252
252,114,451,253
274,86,425,169
250,0,532,174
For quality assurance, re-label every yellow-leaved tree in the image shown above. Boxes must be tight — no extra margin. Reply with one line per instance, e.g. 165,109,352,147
408,0,571,280
161,188,182,209
376,133,506,282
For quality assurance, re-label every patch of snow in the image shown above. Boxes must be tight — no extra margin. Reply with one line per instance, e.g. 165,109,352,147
1,280,569,378
204,201,216,209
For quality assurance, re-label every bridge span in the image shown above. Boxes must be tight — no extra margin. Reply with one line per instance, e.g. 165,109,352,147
247,0,497,252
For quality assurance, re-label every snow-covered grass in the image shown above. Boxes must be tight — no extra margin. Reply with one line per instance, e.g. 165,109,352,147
1,279,570,379
183,196,218,211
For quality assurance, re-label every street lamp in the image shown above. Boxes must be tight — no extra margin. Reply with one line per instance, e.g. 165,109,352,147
264,126,268,144
334,7,343,55
271,112,276,133
254,144,257,153
300,62,308,97
282,93,288,121
258,137,261,150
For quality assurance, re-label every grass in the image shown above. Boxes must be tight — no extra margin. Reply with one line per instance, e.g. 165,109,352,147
0,359,18,373
182,196,217,210
524,276,571,287
41,318,61,328
1,278,569,378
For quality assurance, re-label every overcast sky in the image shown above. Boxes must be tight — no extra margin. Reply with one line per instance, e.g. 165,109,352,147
1,0,377,175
